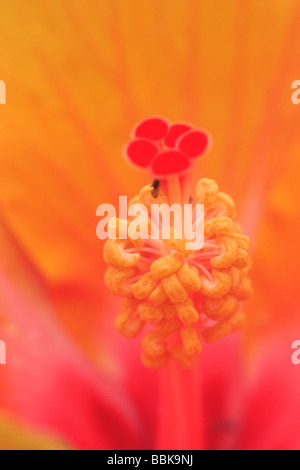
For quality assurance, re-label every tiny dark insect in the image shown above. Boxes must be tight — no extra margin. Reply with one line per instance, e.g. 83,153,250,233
151,179,160,198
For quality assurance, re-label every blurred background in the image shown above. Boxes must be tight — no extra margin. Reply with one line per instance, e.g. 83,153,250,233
0,0,299,450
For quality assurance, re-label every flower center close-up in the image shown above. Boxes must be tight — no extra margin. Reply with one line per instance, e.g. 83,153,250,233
104,118,252,369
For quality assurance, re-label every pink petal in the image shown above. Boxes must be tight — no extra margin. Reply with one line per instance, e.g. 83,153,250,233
235,326,300,450
0,224,142,450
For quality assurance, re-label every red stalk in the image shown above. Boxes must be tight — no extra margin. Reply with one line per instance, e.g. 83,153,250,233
156,360,204,450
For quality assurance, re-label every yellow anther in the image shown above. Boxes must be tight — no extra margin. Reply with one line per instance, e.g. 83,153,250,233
228,265,243,292
103,170,252,368
161,274,188,304
202,311,245,343
177,264,201,293
235,278,252,300
127,216,152,244
234,249,250,269
204,216,234,239
138,302,164,322
128,195,140,207
230,311,246,331
131,273,156,299
107,217,128,239
161,303,177,320
129,236,145,248
202,294,239,321
138,185,154,211
157,318,180,335
150,254,182,280
201,269,232,299
214,192,237,219
103,239,140,269
175,298,199,326
104,267,135,298
211,237,238,269
163,234,193,257
243,258,252,275
171,345,195,369
139,184,168,210
233,233,250,251
141,351,168,369
202,319,232,343
115,299,145,337
180,326,202,355
195,178,219,205
151,184,168,204
141,331,167,357
147,283,168,304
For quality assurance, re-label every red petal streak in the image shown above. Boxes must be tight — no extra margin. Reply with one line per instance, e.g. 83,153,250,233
125,139,159,167
134,117,169,141
236,326,300,450
0,222,141,450
177,130,209,158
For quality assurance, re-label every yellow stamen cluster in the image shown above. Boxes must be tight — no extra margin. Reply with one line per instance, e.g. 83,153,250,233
103,178,252,368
